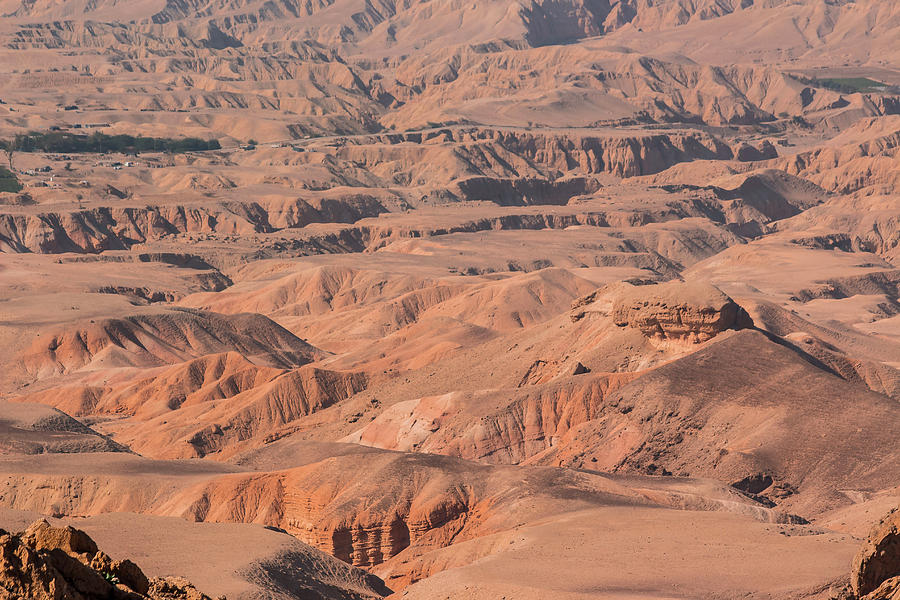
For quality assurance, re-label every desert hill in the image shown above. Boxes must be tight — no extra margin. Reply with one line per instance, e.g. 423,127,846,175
0,401,127,455
1,0,899,597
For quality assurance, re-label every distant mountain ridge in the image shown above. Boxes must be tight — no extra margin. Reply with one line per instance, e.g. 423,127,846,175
4,0,895,53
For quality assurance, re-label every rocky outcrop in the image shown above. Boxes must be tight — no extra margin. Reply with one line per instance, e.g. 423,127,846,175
853,509,900,599
860,579,900,600
610,281,753,344
0,520,215,600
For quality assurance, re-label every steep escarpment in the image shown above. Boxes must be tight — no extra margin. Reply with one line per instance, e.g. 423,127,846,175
336,127,737,179
0,128,756,257
204,452,494,568
0,196,388,254
0,205,259,254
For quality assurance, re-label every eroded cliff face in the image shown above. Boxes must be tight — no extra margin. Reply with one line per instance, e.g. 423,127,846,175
0,196,388,254
331,127,737,179
176,453,487,569
0,127,746,257
0,448,774,589
0,464,471,575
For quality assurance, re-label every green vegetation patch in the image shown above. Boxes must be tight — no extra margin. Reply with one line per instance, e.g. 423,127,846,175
8,132,221,154
0,166,22,193
793,74,896,94
817,77,887,93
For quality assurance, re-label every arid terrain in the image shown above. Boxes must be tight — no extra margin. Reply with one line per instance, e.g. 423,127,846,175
0,0,899,598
